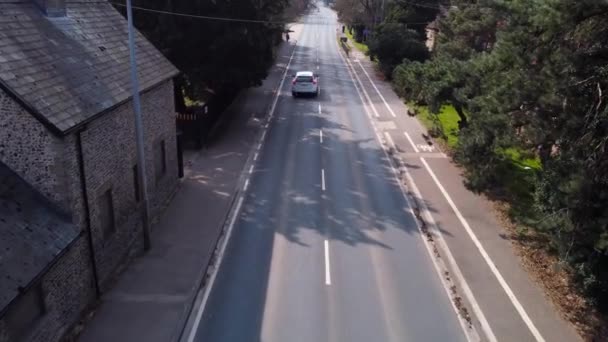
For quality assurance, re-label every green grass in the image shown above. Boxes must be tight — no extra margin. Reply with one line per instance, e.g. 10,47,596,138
408,101,542,224
184,96,203,107
499,147,542,171
408,103,460,148
345,29,369,54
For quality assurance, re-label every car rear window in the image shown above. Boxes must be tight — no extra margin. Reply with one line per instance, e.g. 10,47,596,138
296,76,313,82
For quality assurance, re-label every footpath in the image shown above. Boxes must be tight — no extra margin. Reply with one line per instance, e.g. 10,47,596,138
76,26,302,342
343,37,582,342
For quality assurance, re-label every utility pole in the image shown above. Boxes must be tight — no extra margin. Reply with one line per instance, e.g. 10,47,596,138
126,0,151,251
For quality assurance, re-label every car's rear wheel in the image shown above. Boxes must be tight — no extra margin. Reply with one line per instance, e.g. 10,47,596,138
292,91,297,97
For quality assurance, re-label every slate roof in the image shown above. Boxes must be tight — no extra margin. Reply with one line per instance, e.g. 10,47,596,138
0,0,179,135
0,161,79,311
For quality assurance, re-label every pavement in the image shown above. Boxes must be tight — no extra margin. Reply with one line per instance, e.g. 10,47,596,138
341,13,581,342
76,24,302,342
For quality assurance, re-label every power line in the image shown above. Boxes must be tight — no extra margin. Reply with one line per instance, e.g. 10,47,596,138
110,2,434,26
110,2,291,25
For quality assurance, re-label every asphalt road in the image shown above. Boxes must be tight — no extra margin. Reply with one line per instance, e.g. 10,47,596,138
191,4,468,342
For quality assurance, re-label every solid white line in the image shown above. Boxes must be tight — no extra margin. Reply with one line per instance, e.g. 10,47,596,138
248,165,254,174
324,240,331,285
356,59,396,117
404,132,419,153
339,53,380,119
253,152,259,161
419,158,545,342
243,179,249,191
320,129,323,143
185,28,300,342
383,131,396,150
402,162,497,342
321,169,326,191
185,196,244,342
336,40,480,342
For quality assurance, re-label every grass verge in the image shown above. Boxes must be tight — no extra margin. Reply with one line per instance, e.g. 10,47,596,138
345,29,369,54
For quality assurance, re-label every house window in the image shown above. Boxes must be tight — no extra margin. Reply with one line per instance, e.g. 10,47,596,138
99,189,115,238
155,139,166,182
5,283,45,341
133,164,140,202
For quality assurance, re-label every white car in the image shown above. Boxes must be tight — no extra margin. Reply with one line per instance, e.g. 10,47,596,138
291,71,319,97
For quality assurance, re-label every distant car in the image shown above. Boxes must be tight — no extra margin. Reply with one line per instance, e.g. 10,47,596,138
291,71,319,97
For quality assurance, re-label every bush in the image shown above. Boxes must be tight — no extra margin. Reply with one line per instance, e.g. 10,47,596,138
367,23,430,79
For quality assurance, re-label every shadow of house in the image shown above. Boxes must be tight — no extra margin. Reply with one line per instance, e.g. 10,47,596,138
0,1,179,341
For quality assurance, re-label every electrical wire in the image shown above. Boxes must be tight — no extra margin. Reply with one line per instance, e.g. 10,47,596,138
110,2,436,26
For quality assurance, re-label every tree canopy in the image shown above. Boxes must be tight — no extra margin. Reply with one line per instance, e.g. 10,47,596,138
119,0,293,108
393,0,608,317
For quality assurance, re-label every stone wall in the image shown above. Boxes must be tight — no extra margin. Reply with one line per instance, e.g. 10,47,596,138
63,79,178,286
0,79,178,340
0,90,69,212
0,237,95,342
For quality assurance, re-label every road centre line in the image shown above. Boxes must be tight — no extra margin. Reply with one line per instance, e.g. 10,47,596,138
261,130,266,141
319,103,322,114
321,169,326,191
404,132,419,153
248,165,254,174
320,129,323,143
355,59,396,118
253,152,259,161
243,179,249,192
184,26,300,342
419,158,545,342
324,240,331,285
336,40,479,342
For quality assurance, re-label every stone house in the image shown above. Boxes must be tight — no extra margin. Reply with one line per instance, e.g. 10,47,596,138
0,0,179,341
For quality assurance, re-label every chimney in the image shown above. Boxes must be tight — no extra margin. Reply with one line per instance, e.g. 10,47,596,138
34,0,66,17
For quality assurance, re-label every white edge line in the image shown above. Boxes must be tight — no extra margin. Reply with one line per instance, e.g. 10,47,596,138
324,239,331,285
184,35,299,342
185,196,243,342
420,157,545,342
403,162,497,342
383,131,396,150
335,39,479,342
339,51,380,119
321,168,326,191
356,59,396,117
404,132,420,153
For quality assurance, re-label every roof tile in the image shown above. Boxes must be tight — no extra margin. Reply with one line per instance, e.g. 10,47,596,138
0,1,178,134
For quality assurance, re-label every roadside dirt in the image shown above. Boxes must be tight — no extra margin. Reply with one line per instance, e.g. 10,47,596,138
489,200,608,342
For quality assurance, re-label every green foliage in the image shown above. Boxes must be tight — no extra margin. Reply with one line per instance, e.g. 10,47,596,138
121,0,290,106
345,29,368,54
368,23,429,77
393,0,608,313
409,103,460,148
